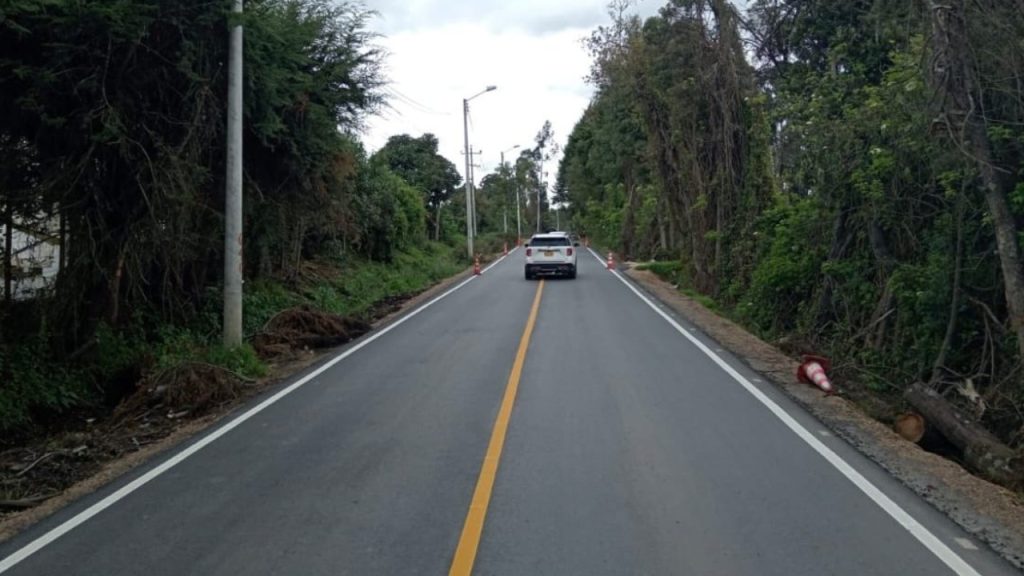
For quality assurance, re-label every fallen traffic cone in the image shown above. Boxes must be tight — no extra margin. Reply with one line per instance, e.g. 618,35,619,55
606,251,615,270
473,254,482,275
797,355,834,395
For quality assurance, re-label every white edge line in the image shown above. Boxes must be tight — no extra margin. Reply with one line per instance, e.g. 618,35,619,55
587,248,980,576
956,538,980,551
0,250,515,573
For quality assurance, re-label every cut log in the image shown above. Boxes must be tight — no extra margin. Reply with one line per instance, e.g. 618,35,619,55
904,382,1023,489
893,412,925,444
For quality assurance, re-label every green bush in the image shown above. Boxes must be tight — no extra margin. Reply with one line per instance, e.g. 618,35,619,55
0,337,89,432
473,231,514,258
736,200,826,336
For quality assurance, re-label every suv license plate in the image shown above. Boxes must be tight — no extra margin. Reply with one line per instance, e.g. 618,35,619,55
543,250,554,256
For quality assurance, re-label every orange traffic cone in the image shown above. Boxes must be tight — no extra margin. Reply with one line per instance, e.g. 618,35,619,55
606,251,615,270
797,355,834,395
473,254,482,276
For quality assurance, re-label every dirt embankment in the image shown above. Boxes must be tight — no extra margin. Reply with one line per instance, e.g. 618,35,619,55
625,266,1024,568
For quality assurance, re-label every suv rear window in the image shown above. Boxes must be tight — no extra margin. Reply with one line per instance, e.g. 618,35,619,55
529,237,571,247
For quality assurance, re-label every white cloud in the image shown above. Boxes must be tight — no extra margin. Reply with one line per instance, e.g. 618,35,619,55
361,1,669,187
367,0,609,35
365,23,592,182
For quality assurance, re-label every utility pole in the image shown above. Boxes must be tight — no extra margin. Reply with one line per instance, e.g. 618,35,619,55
461,86,496,259
462,100,473,259
500,150,507,235
469,147,482,237
223,0,244,347
460,149,481,239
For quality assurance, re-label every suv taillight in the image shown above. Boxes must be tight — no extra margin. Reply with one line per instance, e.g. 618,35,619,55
566,247,573,256
526,248,532,256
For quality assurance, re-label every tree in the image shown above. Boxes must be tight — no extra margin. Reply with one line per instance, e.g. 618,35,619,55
0,0,389,427
371,133,462,240
354,160,427,261
530,121,557,232
925,0,1024,362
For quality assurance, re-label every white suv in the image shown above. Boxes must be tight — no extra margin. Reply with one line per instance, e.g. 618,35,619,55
524,232,578,280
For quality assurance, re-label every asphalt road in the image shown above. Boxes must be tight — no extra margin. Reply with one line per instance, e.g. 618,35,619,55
0,248,1018,575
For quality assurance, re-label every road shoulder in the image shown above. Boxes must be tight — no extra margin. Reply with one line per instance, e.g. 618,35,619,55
623,265,1024,569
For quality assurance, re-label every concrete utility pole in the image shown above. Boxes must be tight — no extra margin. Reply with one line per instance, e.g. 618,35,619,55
462,101,473,258
461,86,496,258
223,0,244,347
469,147,482,236
501,151,506,235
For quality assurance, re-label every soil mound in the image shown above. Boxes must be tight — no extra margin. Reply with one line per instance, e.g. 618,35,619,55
253,305,370,358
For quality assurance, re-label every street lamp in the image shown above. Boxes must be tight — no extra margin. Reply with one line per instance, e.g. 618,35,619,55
500,145,520,237
462,85,496,259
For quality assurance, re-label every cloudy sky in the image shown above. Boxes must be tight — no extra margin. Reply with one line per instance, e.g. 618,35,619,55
361,0,665,187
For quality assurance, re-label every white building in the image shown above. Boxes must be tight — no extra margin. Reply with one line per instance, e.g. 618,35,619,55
1,218,61,300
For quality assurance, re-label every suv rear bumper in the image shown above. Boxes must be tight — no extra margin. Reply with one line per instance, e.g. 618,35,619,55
526,263,575,276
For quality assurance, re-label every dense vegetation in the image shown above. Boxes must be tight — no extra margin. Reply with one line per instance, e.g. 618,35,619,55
560,0,1024,445
0,0,470,432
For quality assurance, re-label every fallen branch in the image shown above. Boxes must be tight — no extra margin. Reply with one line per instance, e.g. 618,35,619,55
0,494,55,510
15,451,62,477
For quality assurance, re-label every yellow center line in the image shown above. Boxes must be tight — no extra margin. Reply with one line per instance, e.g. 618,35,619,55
449,280,545,576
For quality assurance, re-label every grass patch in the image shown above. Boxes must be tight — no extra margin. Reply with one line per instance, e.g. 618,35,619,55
636,260,721,312
145,325,267,381
203,344,268,379
679,287,720,312
636,260,683,280
302,242,464,319
244,280,302,337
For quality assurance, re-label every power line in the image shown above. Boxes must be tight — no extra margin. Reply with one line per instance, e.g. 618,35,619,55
384,87,451,116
